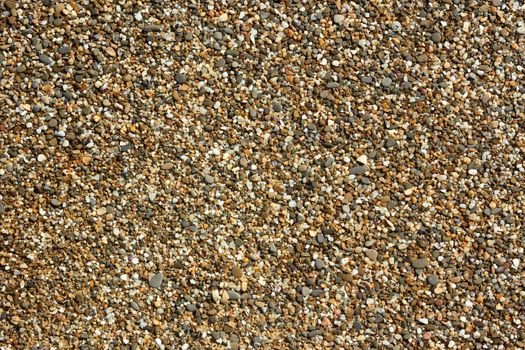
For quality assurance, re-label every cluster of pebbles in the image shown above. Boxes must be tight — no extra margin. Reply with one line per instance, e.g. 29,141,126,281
1,0,525,349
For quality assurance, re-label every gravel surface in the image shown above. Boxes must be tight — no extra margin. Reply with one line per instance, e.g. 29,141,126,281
1,0,525,349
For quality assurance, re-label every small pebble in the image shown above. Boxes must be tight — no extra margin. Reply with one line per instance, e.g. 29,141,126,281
149,273,163,289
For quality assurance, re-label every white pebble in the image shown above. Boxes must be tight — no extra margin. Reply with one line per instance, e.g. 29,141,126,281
357,155,368,165
37,154,46,162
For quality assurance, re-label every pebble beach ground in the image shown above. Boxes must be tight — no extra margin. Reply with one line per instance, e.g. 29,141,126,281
1,0,525,349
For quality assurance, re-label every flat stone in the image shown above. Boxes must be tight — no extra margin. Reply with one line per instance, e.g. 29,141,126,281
149,273,163,289
349,166,367,175
161,162,174,170
39,54,53,65
143,25,163,32
59,46,70,54
411,258,428,269
365,249,378,261
227,290,241,300
431,32,442,43
307,329,322,338
333,14,345,25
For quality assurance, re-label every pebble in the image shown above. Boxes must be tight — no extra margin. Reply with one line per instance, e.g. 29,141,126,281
227,290,241,301
272,102,283,112
149,273,163,289
381,77,392,87
37,154,46,162
427,275,440,287
161,162,174,170
204,174,215,184
175,73,187,84
333,14,345,25
231,266,243,279
301,286,311,297
365,249,378,261
349,166,368,175
356,155,368,165
411,259,429,269
39,54,52,65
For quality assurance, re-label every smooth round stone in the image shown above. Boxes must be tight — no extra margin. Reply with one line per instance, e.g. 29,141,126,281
333,14,344,25
48,119,58,128
37,154,47,162
427,274,439,287
175,73,187,84
272,102,283,112
301,286,311,297
431,32,442,44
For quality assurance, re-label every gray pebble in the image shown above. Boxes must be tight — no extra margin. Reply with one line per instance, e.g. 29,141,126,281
385,138,397,148
431,32,442,44
365,249,378,261
381,77,392,87
314,259,324,269
50,199,61,208
361,76,372,84
227,290,241,300
411,258,428,269
149,272,163,289
310,289,324,297
204,174,215,184
307,329,322,338
349,166,367,175
427,274,439,287
301,286,311,297
272,102,283,112
175,73,187,84
39,54,53,65
59,46,70,54
143,25,163,33
130,301,140,311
